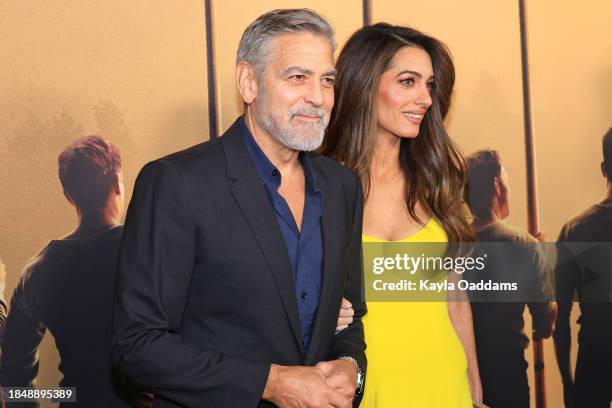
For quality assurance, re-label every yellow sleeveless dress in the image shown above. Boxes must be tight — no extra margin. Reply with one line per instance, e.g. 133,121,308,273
360,217,472,407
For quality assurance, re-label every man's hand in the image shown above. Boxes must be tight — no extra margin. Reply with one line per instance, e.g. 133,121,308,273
335,298,354,333
262,364,352,408
316,359,358,400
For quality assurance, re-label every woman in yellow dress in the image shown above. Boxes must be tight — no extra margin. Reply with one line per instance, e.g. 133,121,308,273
322,24,483,407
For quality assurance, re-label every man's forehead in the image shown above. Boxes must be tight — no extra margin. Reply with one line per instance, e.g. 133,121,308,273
268,33,335,74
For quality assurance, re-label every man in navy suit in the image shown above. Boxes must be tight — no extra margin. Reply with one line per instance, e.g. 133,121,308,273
112,9,366,408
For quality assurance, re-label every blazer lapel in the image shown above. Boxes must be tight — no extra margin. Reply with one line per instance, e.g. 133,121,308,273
305,157,341,364
222,121,304,356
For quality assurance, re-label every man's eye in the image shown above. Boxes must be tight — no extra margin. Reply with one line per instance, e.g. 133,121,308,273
400,78,415,87
323,77,335,86
291,74,306,81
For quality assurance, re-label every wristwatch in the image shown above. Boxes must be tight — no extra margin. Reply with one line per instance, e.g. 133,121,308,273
338,356,364,398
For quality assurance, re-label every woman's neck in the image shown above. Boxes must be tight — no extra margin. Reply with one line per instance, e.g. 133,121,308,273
371,129,402,180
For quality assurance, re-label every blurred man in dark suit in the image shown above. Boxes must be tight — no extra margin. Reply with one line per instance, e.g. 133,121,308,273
0,136,130,407
466,149,556,408
554,128,612,408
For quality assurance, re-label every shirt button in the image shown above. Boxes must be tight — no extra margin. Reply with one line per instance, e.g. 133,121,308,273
301,291,308,300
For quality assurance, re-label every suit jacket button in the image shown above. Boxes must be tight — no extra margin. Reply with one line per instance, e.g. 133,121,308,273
300,291,308,300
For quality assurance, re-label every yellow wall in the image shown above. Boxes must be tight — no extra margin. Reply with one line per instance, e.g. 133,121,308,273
1,1,610,406
528,0,612,237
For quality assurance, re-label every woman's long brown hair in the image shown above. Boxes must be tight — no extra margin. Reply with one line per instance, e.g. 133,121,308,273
320,23,474,243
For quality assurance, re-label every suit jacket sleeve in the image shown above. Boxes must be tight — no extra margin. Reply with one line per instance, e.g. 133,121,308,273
111,160,269,408
327,173,367,373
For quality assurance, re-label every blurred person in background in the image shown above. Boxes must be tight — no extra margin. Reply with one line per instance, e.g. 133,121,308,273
466,149,556,408
0,136,130,407
554,127,612,408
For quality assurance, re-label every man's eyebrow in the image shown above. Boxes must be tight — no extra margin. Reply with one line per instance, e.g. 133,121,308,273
396,70,434,80
281,66,337,77
282,66,314,76
323,69,337,77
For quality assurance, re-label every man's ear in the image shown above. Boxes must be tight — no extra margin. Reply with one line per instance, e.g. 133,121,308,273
236,61,258,105
112,173,121,195
493,176,502,197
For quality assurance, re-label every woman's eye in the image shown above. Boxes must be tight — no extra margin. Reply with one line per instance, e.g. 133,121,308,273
426,82,435,90
400,78,415,86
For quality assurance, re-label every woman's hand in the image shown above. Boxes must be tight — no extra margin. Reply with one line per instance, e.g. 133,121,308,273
468,365,483,406
335,297,354,333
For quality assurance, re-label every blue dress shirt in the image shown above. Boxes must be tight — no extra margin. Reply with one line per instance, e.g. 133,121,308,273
239,117,323,352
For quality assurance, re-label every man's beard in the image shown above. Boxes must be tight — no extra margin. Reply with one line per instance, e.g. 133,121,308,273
252,86,328,152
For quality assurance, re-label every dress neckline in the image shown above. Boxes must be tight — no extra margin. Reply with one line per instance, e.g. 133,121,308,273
362,217,434,242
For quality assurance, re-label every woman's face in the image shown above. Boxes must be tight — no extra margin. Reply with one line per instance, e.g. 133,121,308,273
376,46,434,139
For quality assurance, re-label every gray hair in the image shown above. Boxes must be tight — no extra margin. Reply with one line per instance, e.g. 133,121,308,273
236,9,336,78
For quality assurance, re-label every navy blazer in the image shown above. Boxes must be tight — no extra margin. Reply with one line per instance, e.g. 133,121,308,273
111,119,366,408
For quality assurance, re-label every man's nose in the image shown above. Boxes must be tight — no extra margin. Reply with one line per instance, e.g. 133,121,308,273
304,80,324,107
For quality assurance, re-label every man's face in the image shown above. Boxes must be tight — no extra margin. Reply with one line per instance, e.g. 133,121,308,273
252,32,336,151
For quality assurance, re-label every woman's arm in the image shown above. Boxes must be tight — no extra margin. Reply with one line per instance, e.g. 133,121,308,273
447,270,482,406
